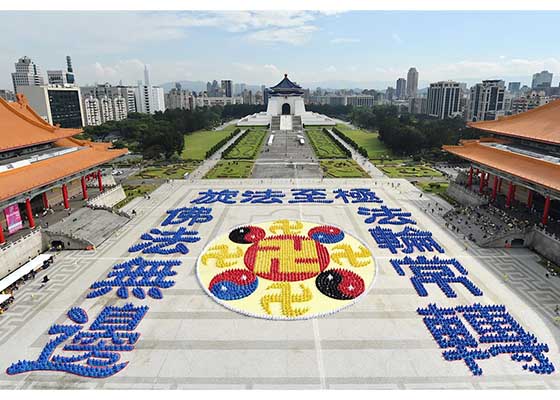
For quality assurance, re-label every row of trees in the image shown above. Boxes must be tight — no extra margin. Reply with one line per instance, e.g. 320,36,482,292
314,104,481,157
378,114,480,156
83,104,264,160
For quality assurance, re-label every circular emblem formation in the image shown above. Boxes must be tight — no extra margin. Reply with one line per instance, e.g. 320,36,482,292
197,220,376,320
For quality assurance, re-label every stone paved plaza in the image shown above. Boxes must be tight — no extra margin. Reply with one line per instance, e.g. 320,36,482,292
1,178,559,389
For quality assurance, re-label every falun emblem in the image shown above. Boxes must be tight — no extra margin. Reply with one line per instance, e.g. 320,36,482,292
197,220,376,319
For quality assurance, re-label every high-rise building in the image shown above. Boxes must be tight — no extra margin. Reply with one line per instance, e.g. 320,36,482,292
80,83,130,124
165,83,192,110
511,90,552,115
221,80,233,97
408,97,427,115
508,82,521,94
242,89,253,105
396,78,407,100
47,56,76,87
65,56,75,85
83,95,101,126
47,70,68,86
406,68,419,98
11,56,44,93
98,95,114,123
18,85,84,128
113,96,128,121
468,80,506,122
426,81,462,119
0,89,15,102
531,70,553,90
385,86,395,102
135,65,165,114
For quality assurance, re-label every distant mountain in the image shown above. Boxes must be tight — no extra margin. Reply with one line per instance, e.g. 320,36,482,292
299,80,395,91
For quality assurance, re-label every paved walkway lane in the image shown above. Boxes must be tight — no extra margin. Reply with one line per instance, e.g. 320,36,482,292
325,129,386,178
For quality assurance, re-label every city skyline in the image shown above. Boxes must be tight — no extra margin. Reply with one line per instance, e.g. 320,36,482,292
1,11,560,90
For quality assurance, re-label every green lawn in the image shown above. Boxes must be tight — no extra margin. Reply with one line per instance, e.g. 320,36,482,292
204,160,254,179
306,129,348,159
116,183,159,209
136,162,200,179
372,158,411,165
320,160,370,178
223,129,267,160
335,125,390,158
416,181,449,194
181,125,238,160
380,165,442,178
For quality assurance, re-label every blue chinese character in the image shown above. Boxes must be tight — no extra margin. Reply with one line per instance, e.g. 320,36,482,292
162,207,213,226
288,189,333,204
191,189,238,204
418,304,555,376
358,206,416,225
390,256,482,298
418,304,488,376
240,189,285,204
369,226,445,254
333,188,383,204
7,304,148,378
128,227,200,255
87,257,181,300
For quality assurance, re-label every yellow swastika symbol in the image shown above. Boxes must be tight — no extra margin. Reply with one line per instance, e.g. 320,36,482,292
331,244,371,267
201,244,243,268
253,237,322,276
269,219,303,235
260,282,312,317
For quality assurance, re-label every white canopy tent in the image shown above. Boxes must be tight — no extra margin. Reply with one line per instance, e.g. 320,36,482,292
0,254,53,292
0,293,13,305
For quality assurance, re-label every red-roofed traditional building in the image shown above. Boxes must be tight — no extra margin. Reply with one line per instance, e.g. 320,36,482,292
443,99,560,226
0,95,127,244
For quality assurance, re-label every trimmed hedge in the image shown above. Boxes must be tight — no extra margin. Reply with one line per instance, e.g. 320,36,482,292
204,128,241,159
222,129,266,160
331,127,369,158
319,128,351,158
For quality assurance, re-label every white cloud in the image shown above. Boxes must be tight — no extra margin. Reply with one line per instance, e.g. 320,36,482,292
429,57,560,81
325,65,337,73
330,38,360,44
391,33,403,44
247,26,318,45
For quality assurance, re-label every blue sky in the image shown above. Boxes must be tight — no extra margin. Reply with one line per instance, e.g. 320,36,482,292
1,10,559,89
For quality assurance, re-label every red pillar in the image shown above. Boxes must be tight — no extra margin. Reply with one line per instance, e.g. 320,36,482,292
479,171,485,194
25,198,35,229
42,192,49,209
527,190,533,209
542,196,551,225
97,169,104,193
506,182,515,207
491,176,499,201
467,167,473,188
498,177,502,193
81,176,88,200
62,184,70,209
0,217,5,245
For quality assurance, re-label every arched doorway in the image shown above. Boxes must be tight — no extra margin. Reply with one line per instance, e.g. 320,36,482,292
51,240,65,250
282,103,291,115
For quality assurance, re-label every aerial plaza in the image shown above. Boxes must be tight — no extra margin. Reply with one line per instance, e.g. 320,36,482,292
0,76,559,390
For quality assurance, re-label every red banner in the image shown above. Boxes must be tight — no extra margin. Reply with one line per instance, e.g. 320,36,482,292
4,204,23,235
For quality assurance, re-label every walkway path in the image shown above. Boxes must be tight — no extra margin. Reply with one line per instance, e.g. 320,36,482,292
325,129,386,178
187,129,247,180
